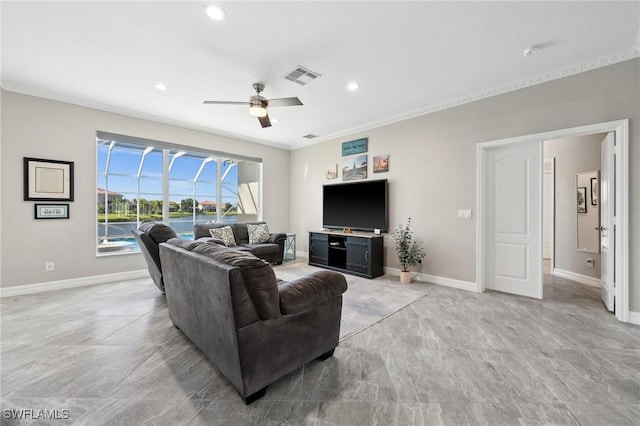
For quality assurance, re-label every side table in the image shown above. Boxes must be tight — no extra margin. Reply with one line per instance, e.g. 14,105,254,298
284,233,296,261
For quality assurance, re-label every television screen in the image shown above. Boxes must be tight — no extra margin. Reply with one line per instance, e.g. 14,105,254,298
323,179,388,232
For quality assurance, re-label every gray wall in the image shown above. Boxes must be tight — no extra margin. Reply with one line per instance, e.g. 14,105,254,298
544,134,605,279
1,90,290,288
290,58,639,311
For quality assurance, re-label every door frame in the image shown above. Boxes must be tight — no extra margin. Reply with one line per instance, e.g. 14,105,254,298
477,119,629,323
543,158,555,271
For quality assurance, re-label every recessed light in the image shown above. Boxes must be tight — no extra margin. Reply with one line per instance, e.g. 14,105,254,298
153,82,167,91
522,45,539,57
205,5,226,21
347,82,359,91
271,119,279,124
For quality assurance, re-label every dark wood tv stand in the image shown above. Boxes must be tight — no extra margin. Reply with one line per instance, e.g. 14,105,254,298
308,230,384,279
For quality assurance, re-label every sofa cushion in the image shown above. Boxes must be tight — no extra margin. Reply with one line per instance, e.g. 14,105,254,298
193,244,280,320
165,238,203,251
233,222,250,245
209,226,236,247
139,220,178,244
247,223,270,244
243,243,279,258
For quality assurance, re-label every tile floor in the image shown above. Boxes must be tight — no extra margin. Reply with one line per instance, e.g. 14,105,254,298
1,260,638,425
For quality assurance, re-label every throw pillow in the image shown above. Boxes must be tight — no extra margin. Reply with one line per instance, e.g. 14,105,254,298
247,223,270,244
209,226,236,247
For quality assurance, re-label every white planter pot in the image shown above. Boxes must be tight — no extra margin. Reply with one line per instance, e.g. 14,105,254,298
400,271,412,284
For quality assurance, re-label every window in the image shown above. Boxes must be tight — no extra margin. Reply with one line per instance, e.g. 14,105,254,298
96,133,261,255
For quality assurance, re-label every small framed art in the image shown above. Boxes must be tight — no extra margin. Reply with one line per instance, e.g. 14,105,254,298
373,155,389,173
326,164,338,180
35,204,70,219
577,187,587,213
590,177,598,205
343,154,367,181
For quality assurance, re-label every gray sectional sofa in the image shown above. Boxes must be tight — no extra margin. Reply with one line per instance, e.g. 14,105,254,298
132,220,178,293
159,238,348,403
193,221,286,264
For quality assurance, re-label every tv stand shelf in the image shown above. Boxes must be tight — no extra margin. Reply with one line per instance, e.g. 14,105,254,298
309,230,384,279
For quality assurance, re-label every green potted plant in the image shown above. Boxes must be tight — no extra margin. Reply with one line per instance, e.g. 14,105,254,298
392,217,426,284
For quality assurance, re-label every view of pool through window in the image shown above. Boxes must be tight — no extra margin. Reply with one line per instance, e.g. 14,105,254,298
97,135,261,255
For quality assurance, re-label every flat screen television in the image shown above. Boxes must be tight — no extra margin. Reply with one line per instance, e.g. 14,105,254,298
323,179,388,232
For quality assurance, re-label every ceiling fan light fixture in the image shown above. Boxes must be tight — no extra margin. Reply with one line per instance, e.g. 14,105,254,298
249,96,267,117
249,106,267,117
205,5,226,21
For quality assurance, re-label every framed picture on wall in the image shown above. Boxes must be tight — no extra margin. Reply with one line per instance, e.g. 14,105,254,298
24,157,74,201
325,164,338,180
590,177,598,205
34,204,69,219
577,187,587,213
373,155,389,173
343,154,367,181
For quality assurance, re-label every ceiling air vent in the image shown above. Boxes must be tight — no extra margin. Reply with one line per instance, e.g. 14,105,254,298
284,66,321,86
303,134,318,139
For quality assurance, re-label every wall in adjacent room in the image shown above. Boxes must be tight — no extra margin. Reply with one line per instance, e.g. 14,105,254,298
544,134,605,280
0,90,290,288
290,58,639,311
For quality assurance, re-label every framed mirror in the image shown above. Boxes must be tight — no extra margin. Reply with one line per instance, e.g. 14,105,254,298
576,170,599,253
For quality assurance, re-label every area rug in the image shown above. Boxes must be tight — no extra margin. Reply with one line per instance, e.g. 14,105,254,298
273,261,427,341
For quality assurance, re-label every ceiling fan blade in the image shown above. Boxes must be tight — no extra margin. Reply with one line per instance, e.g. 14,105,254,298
258,114,272,128
267,97,303,107
202,101,249,105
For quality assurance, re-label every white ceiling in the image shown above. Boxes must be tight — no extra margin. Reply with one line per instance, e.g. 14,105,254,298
2,1,639,150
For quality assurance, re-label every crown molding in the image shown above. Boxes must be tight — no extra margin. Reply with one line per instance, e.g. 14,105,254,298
294,47,640,150
3,47,638,152
0,84,291,151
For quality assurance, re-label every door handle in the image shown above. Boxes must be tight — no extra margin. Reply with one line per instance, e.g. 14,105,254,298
596,226,607,231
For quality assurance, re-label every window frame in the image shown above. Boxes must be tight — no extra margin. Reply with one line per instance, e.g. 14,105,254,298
96,132,262,256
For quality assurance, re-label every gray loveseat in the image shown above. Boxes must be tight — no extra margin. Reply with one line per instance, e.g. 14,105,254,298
193,221,286,264
159,238,348,403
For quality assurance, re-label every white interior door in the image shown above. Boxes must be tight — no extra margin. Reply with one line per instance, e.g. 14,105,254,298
600,132,615,311
485,141,542,299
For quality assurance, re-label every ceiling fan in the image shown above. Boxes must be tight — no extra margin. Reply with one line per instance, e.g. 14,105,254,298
203,83,302,128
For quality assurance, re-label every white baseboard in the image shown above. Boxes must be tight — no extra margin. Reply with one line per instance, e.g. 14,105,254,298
0,269,149,298
628,311,640,326
553,268,601,287
385,266,478,292
296,251,309,259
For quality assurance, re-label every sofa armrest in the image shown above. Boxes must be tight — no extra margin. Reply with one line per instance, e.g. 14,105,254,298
278,270,347,315
267,232,286,244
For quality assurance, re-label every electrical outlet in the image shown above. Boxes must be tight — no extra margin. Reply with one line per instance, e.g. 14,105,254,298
45,261,55,272
457,209,472,219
